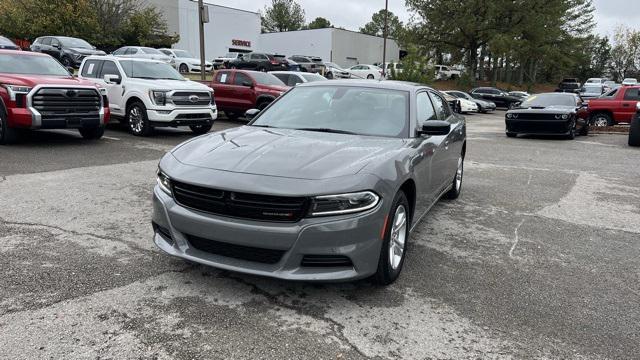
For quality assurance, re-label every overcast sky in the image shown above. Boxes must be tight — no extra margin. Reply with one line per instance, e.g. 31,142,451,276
210,0,638,37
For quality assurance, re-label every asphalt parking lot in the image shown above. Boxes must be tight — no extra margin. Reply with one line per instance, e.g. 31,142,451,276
1,111,639,359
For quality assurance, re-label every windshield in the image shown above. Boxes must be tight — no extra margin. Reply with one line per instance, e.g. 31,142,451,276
519,94,576,108
251,72,285,86
173,50,193,58
251,86,409,138
119,60,184,80
141,47,163,55
0,53,70,76
60,37,92,49
301,74,326,82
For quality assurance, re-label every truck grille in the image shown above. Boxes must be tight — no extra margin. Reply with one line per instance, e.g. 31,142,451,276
172,181,309,222
171,92,212,106
32,88,101,117
186,234,285,264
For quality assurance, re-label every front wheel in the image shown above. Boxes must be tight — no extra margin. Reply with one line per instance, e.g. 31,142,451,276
79,126,105,140
592,113,613,127
373,191,410,285
189,124,213,135
127,102,153,136
566,119,576,140
179,64,189,73
367,74,375,79
0,109,19,145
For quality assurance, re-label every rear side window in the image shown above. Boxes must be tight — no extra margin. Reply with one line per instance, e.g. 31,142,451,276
272,73,290,85
125,48,137,55
81,60,103,78
623,88,640,100
41,37,52,46
100,61,120,78
234,72,252,86
215,71,231,84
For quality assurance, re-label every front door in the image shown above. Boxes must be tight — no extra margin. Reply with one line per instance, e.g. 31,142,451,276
99,60,125,116
428,91,457,193
413,91,442,215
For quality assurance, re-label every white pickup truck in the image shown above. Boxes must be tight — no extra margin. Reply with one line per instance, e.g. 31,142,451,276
435,65,461,80
78,56,217,136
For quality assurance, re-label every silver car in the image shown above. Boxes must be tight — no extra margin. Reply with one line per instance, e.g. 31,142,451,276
112,46,171,63
152,81,466,284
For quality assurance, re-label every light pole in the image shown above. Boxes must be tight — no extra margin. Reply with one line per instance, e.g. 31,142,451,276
198,0,206,81
382,0,389,78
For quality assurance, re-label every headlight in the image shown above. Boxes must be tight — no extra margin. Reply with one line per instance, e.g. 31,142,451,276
309,191,380,216
561,114,569,120
150,90,169,106
157,169,172,196
2,85,32,101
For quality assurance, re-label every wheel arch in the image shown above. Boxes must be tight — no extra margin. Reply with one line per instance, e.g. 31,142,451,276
398,179,416,221
125,96,145,111
256,95,276,106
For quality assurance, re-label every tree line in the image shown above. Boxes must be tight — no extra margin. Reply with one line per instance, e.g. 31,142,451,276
0,0,177,51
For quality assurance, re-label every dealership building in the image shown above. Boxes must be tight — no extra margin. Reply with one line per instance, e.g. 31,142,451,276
146,0,400,68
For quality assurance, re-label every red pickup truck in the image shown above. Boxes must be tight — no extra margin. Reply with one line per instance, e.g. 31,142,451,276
587,85,640,126
1,50,110,144
207,69,289,120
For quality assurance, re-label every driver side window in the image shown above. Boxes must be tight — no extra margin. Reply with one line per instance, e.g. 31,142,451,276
416,92,437,126
234,72,252,86
429,92,451,120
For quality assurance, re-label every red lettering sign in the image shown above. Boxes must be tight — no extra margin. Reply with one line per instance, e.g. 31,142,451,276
231,39,251,47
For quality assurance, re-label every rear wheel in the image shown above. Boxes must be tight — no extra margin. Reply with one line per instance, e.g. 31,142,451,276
179,64,189,73
127,102,153,136
189,124,213,135
373,191,410,285
629,115,640,146
0,108,19,145
367,74,375,79
225,111,241,121
592,112,613,127
257,100,272,111
79,126,105,140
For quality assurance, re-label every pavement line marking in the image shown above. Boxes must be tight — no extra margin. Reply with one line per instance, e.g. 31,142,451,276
575,140,617,147
526,174,532,186
509,219,526,258
102,136,121,141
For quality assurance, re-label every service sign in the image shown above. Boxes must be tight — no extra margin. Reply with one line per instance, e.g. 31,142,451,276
232,39,251,48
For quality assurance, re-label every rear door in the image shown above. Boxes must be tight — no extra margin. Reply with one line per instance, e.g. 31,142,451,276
618,88,640,122
49,38,62,60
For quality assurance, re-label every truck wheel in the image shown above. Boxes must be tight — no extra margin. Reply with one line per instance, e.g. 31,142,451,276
126,101,153,137
79,126,105,140
373,191,410,285
189,124,213,135
0,108,19,145
592,113,613,127
61,56,73,68
629,115,640,147
257,100,272,110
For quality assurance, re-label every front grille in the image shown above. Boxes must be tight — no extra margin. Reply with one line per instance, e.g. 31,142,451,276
507,120,569,134
510,113,565,120
301,255,353,268
32,88,101,118
172,181,309,222
171,92,212,106
175,113,213,120
187,234,285,264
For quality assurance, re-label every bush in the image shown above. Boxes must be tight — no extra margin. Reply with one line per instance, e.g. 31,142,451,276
387,55,434,85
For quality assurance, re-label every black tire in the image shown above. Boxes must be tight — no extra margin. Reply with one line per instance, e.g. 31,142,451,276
367,74,375,79
629,115,640,147
61,56,73,68
444,154,464,200
257,66,266,72
79,126,105,140
0,107,19,145
373,191,410,285
591,112,613,127
225,111,241,121
257,100,272,111
579,119,590,136
189,124,213,135
566,119,576,140
179,63,189,73
326,71,334,79
126,101,153,136
506,132,517,138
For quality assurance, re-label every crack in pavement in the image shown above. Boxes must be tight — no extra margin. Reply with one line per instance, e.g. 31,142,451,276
219,271,374,359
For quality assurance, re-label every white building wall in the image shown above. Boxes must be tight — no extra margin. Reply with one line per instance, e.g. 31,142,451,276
258,29,333,60
331,30,400,68
174,1,261,60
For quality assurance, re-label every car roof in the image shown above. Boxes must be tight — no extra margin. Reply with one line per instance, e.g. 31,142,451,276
297,79,430,92
83,55,164,63
0,49,48,57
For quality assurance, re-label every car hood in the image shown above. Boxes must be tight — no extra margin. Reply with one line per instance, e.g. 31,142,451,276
0,74,98,88
70,47,105,55
126,78,212,91
509,105,575,114
171,126,405,180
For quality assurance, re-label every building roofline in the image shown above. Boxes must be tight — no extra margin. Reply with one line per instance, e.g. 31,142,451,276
200,1,260,16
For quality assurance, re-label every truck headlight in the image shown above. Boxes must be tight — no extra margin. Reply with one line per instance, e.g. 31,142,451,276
2,85,32,101
157,169,172,196
150,90,169,106
309,191,380,216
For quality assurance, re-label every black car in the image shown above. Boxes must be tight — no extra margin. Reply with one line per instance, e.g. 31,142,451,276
557,78,581,93
0,36,20,50
30,36,105,68
629,103,640,147
470,87,522,108
445,90,497,113
228,52,288,72
505,92,589,139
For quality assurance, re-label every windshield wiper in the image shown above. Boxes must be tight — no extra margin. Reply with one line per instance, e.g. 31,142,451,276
293,128,357,135
251,124,276,128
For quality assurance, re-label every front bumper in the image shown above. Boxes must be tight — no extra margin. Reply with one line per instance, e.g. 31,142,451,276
506,118,573,135
147,106,217,127
152,186,386,281
188,64,214,73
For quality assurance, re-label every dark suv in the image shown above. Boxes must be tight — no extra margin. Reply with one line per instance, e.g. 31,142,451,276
469,87,522,108
30,36,105,68
227,52,288,72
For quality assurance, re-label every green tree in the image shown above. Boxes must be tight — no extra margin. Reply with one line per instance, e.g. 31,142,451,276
120,6,178,48
360,9,403,39
261,0,305,32
609,26,640,81
307,17,332,29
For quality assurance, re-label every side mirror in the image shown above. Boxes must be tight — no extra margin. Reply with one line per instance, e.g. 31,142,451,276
245,108,260,120
242,81,254,88
104,74,121,85
419,120,451,136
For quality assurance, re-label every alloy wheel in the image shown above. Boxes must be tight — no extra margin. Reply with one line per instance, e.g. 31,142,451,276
129,106,144,134
593,116,609,127
388,205,407,270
